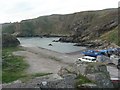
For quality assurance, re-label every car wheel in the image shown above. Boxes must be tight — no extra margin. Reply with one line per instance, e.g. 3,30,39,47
117,65,120,69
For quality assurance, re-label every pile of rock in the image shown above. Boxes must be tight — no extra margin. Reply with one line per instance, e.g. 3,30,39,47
2,74,76,88
58,62,114,88
2,62,114,89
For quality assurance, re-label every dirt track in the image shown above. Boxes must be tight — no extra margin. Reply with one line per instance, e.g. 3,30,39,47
13,46,82,74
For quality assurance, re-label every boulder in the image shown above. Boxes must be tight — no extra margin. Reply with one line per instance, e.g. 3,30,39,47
58,62,114,88
86,73,113,88
2,33,20,47
85,63,108,74
58,66,79,76
58,67,70,76
52,40,59,42
58,62,88,77
48,43,53,46
83,63,114,88
59,37,75,43
37,74,76,88
2,74,76,88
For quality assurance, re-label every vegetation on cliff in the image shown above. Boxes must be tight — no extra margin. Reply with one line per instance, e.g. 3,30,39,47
101,26,119,46
2,8,119,46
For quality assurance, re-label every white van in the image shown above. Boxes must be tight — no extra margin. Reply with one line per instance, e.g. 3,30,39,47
78,56,96,62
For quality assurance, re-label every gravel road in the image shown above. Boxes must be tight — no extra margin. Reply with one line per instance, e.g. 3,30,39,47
13,46,82,74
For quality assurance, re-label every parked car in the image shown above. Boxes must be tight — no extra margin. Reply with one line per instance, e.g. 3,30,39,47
78,56,96,62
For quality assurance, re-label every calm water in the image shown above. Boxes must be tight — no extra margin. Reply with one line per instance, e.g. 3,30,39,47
18,37,86,53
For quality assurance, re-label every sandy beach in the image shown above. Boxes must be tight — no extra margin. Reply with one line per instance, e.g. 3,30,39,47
13,46,83,74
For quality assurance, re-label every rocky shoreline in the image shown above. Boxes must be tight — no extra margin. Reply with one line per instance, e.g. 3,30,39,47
59,36,120,49
17,34,68,38
17,34,119,49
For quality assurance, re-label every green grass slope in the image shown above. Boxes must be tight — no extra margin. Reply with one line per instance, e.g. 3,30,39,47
101,26,119,46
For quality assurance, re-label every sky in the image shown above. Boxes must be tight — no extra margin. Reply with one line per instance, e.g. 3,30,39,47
0,0,119,23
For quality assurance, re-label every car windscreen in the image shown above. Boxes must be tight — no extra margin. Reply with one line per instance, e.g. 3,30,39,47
92,59,96,61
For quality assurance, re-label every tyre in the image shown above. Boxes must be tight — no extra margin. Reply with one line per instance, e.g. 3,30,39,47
117,65,120,69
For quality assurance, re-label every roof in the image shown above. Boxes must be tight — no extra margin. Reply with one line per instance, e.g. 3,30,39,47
83,56,96,59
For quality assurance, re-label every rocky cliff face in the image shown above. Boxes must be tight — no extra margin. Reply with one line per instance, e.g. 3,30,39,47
58,8,118,45
2,8,118,45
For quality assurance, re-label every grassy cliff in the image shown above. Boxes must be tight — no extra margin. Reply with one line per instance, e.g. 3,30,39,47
2,8,119,46
101,26,119,46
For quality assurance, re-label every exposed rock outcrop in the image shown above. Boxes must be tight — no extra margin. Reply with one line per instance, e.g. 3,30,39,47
58,62,114,88
2,8,118,46
85,63,113,88
2,74,76,88
2,62,114,89
2,34,20,47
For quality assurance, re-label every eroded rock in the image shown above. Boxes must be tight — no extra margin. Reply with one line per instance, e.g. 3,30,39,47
58,62,114,88
2,33,20,47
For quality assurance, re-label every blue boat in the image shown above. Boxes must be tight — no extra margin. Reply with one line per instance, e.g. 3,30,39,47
82,50,103,57
82,48,119,57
